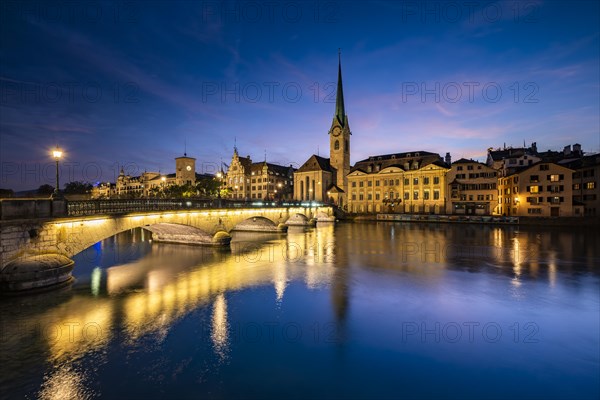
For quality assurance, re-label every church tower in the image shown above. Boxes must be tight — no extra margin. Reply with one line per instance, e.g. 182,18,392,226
329,51,351,199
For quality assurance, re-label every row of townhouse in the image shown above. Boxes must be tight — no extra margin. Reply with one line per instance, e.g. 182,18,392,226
345,144,600,217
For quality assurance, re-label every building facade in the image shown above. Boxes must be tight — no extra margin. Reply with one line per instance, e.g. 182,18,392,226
347,152,448,214
225,148,295,201
294,155,335,202
497,162,578,217
446,159,498,215
565,153,600,216
92,154,198,198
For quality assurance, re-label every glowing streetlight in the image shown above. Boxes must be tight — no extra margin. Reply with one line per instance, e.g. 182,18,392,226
51,147,63,199
216,172,223,199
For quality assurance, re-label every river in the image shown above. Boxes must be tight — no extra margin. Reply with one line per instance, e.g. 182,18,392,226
1,222,598,399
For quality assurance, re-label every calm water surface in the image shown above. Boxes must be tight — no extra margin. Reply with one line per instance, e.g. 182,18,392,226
1,222,599,399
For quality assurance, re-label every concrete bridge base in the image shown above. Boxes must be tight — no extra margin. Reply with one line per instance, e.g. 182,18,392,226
0,254,74,293
143,223,232,246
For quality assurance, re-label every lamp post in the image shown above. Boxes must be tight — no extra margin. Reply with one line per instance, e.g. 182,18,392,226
216,172,222,199
51,147,63,199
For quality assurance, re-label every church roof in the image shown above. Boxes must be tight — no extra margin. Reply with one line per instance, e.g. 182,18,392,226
250,162,295,175
296,155,335,173
335,51,346,127
352,151,444,173
327,183,344,193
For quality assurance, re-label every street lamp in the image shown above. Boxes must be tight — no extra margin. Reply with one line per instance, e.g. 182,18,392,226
51,147,63,199
216,172,222,199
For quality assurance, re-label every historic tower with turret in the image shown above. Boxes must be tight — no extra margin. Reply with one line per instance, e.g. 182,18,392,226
329,51,351,202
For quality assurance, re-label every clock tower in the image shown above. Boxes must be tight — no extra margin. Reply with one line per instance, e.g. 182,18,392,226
175,153,196,185
329,51,351,201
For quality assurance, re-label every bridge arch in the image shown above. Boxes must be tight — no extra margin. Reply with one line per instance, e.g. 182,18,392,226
231,216,285,232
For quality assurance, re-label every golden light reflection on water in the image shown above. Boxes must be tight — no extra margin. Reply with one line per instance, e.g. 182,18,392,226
38,366,93,400
211,293,229,360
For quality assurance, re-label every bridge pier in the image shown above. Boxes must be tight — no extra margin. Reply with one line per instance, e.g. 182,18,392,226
0,254,74,293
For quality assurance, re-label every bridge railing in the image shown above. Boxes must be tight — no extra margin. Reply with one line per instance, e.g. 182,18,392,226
66,199,327,217
0,198,328,220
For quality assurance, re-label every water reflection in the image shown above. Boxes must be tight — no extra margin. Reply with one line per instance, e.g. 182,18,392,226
0,222,598,399
211,293,229,361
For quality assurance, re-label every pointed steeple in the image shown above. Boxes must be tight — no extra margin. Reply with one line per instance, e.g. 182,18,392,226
335,49,346,127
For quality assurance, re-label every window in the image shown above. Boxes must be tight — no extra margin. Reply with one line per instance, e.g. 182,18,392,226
352,182,356,187
467,165,473,170
528,208,542,214
530,175,539,183
433,190,440,200
404,178,409,185
367,193,372,200
549,174,560,182
424,177,430,185
573,183,580,190
413,178,419,185
424,190,430,200
457,166,463,171
413,191,419,200
359,181,364,187
530,186,539,193
334,140,340,150
359,194,364,201
395,179,400,186
375,192,380,200
586,182,596,189
375,180,380,187
352,194,356,200
433,177,440,185
367,181,372,187
540,164,549,171
404,192,409,200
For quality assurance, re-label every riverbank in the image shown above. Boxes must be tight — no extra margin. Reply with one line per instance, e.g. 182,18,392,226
346,213,600,227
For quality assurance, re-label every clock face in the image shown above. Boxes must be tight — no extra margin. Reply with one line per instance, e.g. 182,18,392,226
332,126,341,137
186,165,192,171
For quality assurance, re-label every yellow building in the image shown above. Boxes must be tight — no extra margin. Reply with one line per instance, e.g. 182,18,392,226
347,151,448,214
225,148,294,201
497,162,579,217
92,154,197,198
446,159,498,215
294,155,335,202
563,153,600,217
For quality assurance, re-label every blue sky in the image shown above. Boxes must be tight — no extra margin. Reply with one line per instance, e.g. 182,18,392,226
1,0,599,190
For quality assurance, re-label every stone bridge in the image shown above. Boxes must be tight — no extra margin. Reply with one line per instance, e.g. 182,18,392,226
0,199,334,291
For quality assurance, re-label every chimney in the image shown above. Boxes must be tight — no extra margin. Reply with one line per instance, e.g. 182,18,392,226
563,145,572,156
445,152,451,165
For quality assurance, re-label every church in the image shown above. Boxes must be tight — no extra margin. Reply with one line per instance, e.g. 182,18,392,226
293,52,351,208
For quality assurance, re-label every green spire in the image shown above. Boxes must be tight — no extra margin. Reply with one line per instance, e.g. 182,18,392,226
335,49,345,127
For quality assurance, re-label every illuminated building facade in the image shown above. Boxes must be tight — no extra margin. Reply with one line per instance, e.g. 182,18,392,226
347,151,449,214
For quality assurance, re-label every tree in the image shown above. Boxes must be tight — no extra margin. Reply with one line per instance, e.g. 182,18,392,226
37,184,55,195
64,181,93,194
195,177,220,198
0,188,14,198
